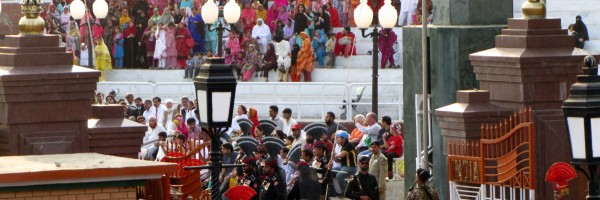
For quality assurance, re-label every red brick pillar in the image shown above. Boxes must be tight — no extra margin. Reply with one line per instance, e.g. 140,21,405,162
435,90,512,155
0,35,100,155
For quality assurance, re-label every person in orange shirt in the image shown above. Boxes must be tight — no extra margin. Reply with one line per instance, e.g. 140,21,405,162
349,114,365,146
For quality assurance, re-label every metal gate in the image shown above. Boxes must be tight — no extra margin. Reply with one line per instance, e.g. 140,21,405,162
448,107,535,200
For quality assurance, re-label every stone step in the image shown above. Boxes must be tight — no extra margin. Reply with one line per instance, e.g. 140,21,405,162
513,0,600,53
104,68,403,83
332,27,404,55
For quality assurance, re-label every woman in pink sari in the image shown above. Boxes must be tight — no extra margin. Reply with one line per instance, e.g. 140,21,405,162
165,22,178,69
174,117,190,138
265,5,279,32
227,32,241,57
277,5,290,24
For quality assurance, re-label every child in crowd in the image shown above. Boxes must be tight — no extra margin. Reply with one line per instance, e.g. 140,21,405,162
193,52,205,77
325,33,336,68
255,53,264,77
185,54,194,78
232,51,245,80
113,27,125,68
224,48,233,64
206,50,214,58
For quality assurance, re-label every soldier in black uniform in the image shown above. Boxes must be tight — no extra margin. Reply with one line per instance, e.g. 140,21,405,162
237,155,261,199
258,157,287,200
345,156,380,200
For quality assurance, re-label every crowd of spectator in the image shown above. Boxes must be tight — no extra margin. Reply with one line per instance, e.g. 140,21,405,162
42,0,433,82
94,89,417,199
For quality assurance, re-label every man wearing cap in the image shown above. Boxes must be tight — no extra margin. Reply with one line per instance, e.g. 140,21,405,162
258,157,287,200
349,114,366,146
406,168,439,200
368,141,387,200
291,124,306,148
345,156,379,200
329,131,357,195
237,155,261,199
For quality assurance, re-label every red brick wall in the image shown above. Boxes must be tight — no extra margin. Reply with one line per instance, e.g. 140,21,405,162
0,186,137,200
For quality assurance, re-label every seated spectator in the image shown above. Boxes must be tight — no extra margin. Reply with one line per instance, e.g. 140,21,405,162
349,114,365,146
334,26,356,57
382,122,403,178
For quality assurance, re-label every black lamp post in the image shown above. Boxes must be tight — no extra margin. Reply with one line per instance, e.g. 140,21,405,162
208,22,231,57
201,0,240,57
562,55,600,200
186,57,243,200
354,0,397,115
359,27,379,115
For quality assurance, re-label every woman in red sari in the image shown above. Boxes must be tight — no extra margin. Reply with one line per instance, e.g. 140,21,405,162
176,22,192,69
248,107,259,137
334,26,356,57
327,3,342,27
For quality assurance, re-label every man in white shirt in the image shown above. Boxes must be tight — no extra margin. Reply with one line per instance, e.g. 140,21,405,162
141,116,167,159
355,112,382,144
180,97,199,125
142,100,153,123
147,97,168,124
281,108,297,136
269,105,285,132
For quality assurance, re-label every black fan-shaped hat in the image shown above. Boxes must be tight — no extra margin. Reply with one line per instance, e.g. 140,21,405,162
288,143,302,163
259,120,277,136
303,123,328,139
236,136,259,155
238,118,254,136
262,136,285,158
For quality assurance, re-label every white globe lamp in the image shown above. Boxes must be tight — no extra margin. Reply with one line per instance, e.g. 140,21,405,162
378,0,398,28
354,0,373,29
93,0,109,19
202,0,219,24
70,0,86,20
223,0,241,24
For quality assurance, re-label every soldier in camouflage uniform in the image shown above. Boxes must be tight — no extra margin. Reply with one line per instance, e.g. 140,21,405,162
406,168,439,200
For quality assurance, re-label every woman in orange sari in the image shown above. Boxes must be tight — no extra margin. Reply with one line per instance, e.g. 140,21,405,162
295,32,314,82
248,107,259,137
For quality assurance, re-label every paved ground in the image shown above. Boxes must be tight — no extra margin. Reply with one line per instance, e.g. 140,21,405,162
330,179,405,200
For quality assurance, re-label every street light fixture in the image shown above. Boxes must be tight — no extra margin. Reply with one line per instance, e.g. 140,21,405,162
71,0,108,68
354,0,397,115
190,58,239,200
202,0,240,57
563,55,600,199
